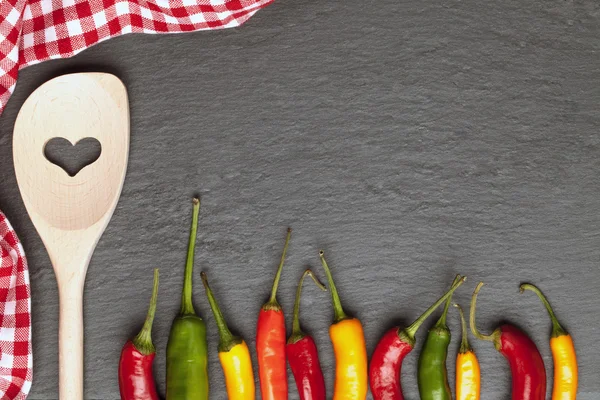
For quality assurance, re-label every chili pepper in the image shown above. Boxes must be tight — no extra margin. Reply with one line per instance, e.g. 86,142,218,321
520,283,578,400
454,304,480,400
118,269,160,400
319,250,368,400
470,282,546,400
256,228,292,400
201,272,255,400
166,198,209,400
369,275,466,400
286,269,327,400
417,275,461,400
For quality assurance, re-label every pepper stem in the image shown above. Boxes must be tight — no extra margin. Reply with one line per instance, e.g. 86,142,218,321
201,272,241,352
264,228,292,310
180,198,200,316
469,282,497,342
132,269,159,355
435,275,461,328
403,276,466,342
319,251,348,323
520,283,567,337
289,269,327,344
454,303,472,353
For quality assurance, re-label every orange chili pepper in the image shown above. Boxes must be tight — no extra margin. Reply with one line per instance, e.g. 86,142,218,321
454,304,480,400
520,284,578,400
256,229,292,400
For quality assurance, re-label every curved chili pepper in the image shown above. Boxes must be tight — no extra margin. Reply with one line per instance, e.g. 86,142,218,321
119,269,160,400
454,304,480,400
470,282,546,400
417,275,461,400
256,229,291,400
520,283,578,400
369,276,466,400
319,251,368,400
202,272,255,400
286,269,327,400
166,198,209,400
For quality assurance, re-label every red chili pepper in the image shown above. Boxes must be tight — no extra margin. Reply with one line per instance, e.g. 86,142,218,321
286,269,327,400
119,269,160,400
470,282,547,400
256,228,292,400
369,276,466,400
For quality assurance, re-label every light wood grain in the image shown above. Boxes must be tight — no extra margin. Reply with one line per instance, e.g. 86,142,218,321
13,73,129,400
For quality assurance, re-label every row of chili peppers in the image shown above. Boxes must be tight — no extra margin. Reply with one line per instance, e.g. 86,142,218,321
118,198,578,400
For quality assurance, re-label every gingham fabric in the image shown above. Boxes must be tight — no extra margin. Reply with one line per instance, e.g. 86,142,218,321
0,0,274,116
0,212,32,400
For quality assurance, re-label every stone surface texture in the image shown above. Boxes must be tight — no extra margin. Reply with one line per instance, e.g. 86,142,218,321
0,0,599,398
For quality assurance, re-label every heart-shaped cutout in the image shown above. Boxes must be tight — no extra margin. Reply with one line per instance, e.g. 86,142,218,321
44,137,102,177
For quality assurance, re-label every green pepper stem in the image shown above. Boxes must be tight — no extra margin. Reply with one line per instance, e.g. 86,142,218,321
454,303,472,353
520,283,567,337
403,276,466,341
201,272,240,352
289,269,327,343
180,198,200,316
264,228,292,310
469,282,497,342
319,251,348,323
435,275,461,328
132,269,159,355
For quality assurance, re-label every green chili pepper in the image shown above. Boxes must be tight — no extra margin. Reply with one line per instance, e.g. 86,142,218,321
417,275,460,400
166,198,209,400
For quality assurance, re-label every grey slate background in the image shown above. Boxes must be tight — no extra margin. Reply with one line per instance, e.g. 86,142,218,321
0,0,599,398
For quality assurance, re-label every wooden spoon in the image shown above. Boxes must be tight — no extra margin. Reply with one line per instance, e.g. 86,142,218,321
13,73,129,399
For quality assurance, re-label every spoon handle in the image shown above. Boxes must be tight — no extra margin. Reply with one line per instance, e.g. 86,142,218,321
47,240,93,400
58,283,84,400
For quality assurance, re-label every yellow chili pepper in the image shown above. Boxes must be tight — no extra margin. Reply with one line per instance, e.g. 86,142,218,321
218,342,255,400
202,272,255,400
550,335,578,400
320,251,368,400
521,284,578,400
454,304,480,400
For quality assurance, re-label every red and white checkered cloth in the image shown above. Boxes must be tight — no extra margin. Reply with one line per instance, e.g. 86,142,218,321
0,0,274,116
0,212,32,400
